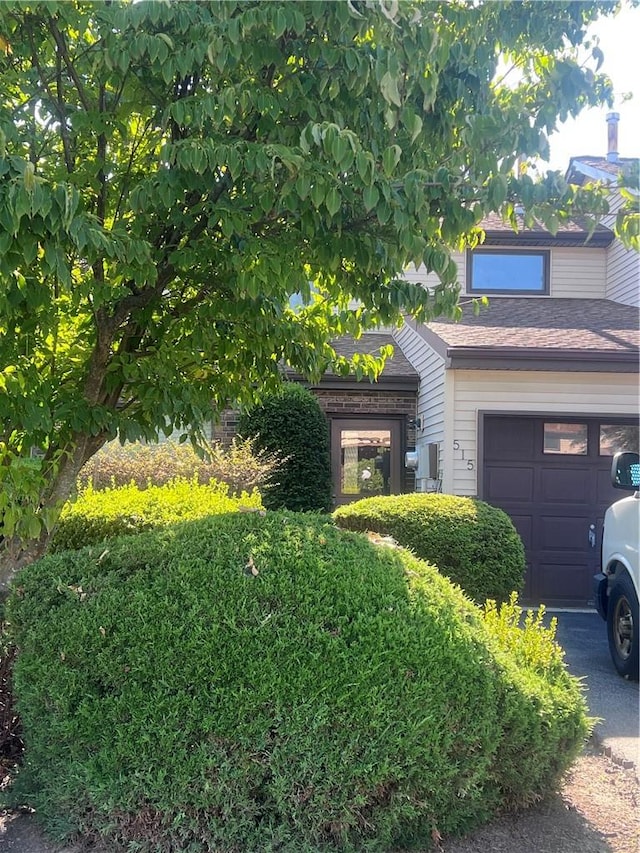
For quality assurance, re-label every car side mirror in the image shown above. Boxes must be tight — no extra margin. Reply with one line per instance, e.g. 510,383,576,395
611,451,640,490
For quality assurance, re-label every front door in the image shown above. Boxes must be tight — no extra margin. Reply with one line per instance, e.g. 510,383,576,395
331,418,403,506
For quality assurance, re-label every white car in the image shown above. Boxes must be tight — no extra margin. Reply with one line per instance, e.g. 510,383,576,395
593,451,640,681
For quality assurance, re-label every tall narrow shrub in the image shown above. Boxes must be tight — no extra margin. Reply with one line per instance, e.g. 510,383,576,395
239,383,332,512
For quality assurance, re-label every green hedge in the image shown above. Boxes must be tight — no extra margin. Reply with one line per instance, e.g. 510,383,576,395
7,513,587,852
239,383,332,512
333,493,525,604
51,479,262,552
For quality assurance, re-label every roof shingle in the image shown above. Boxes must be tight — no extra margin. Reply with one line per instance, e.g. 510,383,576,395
428,298,640,353
329,333,418,377
477,213,614,247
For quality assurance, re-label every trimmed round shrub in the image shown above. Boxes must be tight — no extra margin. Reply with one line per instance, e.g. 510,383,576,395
333,493,525,604
238,383,332,512
51,479,262,552
7,514,586,852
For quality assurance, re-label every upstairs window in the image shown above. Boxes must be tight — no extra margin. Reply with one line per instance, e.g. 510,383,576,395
466,249,550,295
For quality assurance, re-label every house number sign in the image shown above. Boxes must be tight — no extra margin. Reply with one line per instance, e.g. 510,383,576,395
453,440,475,471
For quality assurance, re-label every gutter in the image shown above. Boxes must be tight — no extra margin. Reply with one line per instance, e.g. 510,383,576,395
482,229,614,248
287,372,419,392
446,346,640,373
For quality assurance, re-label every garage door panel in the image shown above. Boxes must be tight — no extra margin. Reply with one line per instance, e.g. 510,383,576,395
539,515,588,551
539,467,591,502
596,468,621,506
484,466,534,502
536,561,592,604
484,417,536,460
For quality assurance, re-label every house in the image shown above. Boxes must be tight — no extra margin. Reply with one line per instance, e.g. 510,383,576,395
392,113,639,607
215,115,638,607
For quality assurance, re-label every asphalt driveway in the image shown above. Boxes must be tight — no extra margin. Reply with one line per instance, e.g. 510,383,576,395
549,610,639,768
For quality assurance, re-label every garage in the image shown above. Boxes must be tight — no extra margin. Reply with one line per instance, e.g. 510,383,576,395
482,415,639,607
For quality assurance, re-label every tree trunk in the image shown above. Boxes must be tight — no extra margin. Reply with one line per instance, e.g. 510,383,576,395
0,432,107,592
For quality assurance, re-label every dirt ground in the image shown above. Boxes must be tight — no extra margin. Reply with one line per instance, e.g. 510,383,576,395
0,740,637,853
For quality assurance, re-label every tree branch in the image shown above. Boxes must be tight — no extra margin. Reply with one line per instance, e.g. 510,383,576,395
54,51,76,173
113,116,154,223
26,22,75,173
96,82,107,225
47,16,92,112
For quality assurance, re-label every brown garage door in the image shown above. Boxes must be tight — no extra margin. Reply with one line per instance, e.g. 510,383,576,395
482,416,639,607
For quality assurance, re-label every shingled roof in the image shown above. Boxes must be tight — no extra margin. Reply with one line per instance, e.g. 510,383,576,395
477,213,614,247
421,298,639,372
287,332,419,389
565,156,639,187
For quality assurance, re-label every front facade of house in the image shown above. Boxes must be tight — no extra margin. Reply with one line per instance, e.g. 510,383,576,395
214,136,638,608
391,151,639,607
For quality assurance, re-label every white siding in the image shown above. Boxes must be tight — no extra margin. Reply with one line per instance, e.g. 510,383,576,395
403,252,465,291
550,248,606,298
606,241,640,306
394,323,445,488
448,370,640,496
602,191,640,306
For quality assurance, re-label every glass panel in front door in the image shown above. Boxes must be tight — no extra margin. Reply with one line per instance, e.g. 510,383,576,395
340,429,392,497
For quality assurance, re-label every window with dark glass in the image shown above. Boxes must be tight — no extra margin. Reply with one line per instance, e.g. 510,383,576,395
599,424,640,456
543,423,588,455
467,250,549,295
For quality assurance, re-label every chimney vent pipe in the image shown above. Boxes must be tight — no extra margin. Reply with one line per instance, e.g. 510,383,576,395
606,111,620,163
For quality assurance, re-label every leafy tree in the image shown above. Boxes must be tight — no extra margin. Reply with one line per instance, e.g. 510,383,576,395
0,0,622,580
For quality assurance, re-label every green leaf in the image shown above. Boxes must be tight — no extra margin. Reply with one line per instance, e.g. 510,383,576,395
310,181,325,209
489,174,508,208
363,184,379,212
382,145,402,177
356,152,373,186
325,187,340,217
406,112,423,144
228,17,240,45
381,71,402,108
274,8,287,38
331,135,349,169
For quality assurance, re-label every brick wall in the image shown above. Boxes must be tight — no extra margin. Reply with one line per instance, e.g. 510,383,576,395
210,409,240,446
313,388,416,420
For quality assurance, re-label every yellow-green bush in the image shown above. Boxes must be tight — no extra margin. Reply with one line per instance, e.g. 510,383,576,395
7,513,587,852
77,438,279,496
334,493,525,604
51,479,262,552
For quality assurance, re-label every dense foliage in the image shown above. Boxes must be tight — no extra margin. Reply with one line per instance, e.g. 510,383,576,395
51,480,262,552
0,0,618,577
78,438,279,496
7,513,587,851
333,493,525,604
239,383,332,512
